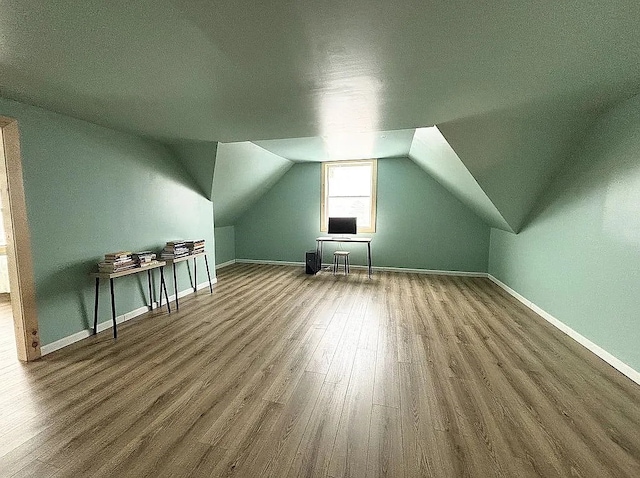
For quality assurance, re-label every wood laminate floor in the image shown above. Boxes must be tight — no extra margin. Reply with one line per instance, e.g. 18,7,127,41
0,264,639,477
0,295,17,367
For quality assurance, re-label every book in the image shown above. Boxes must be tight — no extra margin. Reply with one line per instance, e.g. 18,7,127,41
161,251,189,259
102,257,132,264
137,260,159,268
104,251,132,260
132,251,157,264
186,240,205,254
98,259,135,266
98,260,136,273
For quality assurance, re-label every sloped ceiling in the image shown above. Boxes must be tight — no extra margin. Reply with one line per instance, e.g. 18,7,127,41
213,142,293,227
1,0,637,142
246,129,515,231
168,141,218,200
254,129,415,162
1,1,639,232
409,127,511,232
439,100,602,232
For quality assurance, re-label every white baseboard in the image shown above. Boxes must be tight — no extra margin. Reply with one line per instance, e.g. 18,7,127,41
40,279,217,356
40,330,90,355
488,274,640,386
236,259,306,267
165,279,216,303
215,259,236,269
40,304,150,355
236,258,487,277
368,265,486,277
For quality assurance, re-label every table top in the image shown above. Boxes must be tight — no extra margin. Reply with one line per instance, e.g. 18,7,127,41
90,260,167,279
162,250,208,264
316,236,372,243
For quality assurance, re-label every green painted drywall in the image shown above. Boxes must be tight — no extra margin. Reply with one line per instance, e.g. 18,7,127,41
235,158,490,272
168,140,217,200
0,97,215,346
439,101,599,232
213,142,293,227
489,93,640,371
409,126,511,232
214,226,235,265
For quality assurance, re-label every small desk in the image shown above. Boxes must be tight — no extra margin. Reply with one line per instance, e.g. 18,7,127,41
316,237,373,278
90,261,170,339
163,251,213,310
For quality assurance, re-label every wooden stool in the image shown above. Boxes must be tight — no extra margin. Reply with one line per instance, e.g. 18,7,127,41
333,251,350,275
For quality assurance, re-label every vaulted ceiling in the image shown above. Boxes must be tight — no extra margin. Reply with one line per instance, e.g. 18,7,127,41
1,1,639,232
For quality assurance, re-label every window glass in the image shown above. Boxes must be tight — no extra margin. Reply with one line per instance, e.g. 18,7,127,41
321,160,377,233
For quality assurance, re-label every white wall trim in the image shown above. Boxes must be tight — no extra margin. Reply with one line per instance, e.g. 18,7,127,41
165,279,217,303
488,274,640,386
40,329,92,355
236,259,305,267
236,258,487,277
41,304,150,355
215,259,237,269
368,265,486,277
40,279,217,356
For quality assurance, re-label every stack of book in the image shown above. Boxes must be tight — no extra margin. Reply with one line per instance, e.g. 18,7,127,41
98,251,135,273
161,241,190,260
187,239,205,255
132,251,157,268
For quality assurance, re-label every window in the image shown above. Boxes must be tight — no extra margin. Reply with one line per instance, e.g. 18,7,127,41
321,159,377,233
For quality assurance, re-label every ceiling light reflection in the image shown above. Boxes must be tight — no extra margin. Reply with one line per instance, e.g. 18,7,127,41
319,74,381,160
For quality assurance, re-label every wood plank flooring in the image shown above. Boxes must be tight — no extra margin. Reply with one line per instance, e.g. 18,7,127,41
0,295,17,367
0,263,639,477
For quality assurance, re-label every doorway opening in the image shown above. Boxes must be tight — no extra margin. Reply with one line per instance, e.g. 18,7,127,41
0,116,40,362
0,192,15,363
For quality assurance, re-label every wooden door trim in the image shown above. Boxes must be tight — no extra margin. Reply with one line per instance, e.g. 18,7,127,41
0,116,40,361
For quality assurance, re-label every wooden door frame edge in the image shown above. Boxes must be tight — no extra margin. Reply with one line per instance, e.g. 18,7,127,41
0,116,40,361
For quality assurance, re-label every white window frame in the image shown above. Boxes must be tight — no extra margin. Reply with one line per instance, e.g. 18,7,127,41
321,159,377,233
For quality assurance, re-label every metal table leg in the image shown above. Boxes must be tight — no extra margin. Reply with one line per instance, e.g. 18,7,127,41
193,257,197,292
173,263,179,311
93,277,99,334
204,255,213,293
316,240,323,273
160,267,171,313
147,269,153,310
367,242,372,278
109,278,117,339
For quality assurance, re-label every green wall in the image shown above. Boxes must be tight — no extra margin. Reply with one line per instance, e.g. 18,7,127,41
213,142,293,227
214,226,235,265
0,97,215,346
235,158,490,272
489,93,640,371
440,101,598,233
168,140,218,200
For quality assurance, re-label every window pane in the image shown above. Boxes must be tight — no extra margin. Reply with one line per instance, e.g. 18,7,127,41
327,197,371,228
328,164,371,197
